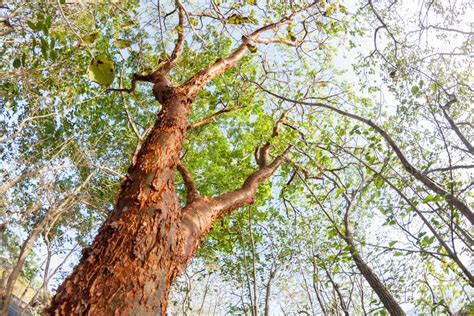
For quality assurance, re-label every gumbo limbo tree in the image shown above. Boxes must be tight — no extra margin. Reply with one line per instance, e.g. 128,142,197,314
1,0,473,314
44,2,316,314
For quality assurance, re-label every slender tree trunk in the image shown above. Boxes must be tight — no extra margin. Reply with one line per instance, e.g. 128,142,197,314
346,240,405,316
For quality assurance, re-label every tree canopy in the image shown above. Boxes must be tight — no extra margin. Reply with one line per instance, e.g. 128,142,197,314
1,0,472,315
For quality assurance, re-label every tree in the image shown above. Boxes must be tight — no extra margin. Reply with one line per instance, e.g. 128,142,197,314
42,1,324,314
1,0,472,315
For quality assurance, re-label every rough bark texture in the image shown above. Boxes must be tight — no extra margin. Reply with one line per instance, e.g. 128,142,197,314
46,83,192,315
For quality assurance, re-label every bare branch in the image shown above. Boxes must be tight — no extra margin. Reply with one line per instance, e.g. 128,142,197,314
0,164,72,194
119,72,142,141
425,164,474,174
0,112,58,143
253,81,474,225
439,97,473,154
187,105,244,130
156,0,186,75
253,36,298,46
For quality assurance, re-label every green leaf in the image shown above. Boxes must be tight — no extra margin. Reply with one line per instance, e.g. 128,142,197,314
13,59,21,68
113,39,131,49
374,176,384,188
411,85,420,95
388,241,397,247
246,0,257,5
339,4,348,14
87,55,115,87
286,25,296,41
27,21,37,31
423,194,434,203
81,31,101,46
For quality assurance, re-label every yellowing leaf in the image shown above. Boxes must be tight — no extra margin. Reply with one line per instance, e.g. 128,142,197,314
87,55,115,87
175,25,183,34
114,39,131,49
324,3,337,16
189,18,199,26
79,31,101,47
227,14,257,25
247,44,257,53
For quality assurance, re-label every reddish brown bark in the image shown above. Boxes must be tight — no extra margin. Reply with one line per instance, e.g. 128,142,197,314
46,82,192,315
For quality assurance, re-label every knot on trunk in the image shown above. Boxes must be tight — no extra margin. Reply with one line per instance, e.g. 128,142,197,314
152,74,174,104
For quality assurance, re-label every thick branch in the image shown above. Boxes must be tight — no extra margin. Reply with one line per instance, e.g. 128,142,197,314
177,161,200,203
179,151,288,263
253,36,298,46
107,73,152,93
180,7,311,98
254,83,474,225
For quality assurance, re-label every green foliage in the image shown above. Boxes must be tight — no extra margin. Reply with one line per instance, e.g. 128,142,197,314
1,0,472,314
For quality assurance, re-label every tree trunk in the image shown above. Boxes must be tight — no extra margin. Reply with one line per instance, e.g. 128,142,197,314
346,239,405,316
45,76,287,314
46,88,192,315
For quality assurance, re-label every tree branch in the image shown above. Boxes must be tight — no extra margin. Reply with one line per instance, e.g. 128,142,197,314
253,81,474,225
179,147,290,264
179,6,313,98
107,73,152,93
257,107,294,167
176,161,200,204
439,97,473,154
0,112,58,143
155,0,186,75
187,105,244,130
425,164,474,174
